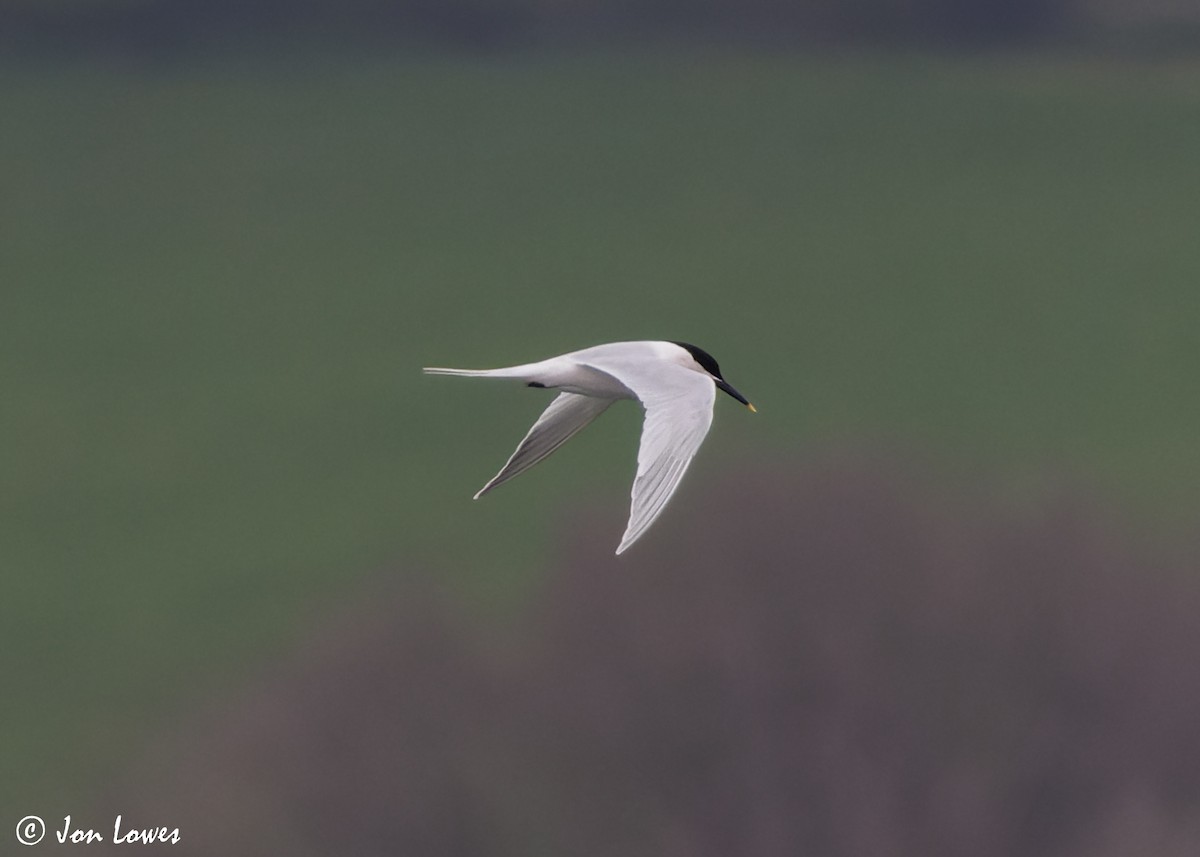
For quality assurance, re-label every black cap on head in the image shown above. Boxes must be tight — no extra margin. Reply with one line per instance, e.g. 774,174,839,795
671,341,724,380
672,340,756,411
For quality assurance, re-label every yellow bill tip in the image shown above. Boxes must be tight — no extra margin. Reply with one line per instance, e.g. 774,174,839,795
747,402,757,413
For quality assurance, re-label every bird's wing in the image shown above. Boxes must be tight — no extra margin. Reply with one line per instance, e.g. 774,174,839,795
474,392,614,499
581,359,716,554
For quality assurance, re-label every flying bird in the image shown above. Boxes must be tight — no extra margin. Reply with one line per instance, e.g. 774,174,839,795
423,340,755,554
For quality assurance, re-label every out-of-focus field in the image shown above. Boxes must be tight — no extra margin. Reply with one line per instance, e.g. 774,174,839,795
2,48,1199,813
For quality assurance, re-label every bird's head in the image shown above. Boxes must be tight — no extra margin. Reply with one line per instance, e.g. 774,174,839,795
670,341,756,412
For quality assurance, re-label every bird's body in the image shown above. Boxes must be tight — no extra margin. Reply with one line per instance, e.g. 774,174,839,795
424,340,754,554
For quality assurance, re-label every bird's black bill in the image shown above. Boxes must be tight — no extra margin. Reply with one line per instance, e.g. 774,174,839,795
716,378,754,410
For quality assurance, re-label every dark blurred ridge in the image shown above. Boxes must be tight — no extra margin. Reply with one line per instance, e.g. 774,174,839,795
103,458,1200,856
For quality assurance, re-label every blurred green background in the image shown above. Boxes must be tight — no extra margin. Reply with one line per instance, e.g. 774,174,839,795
3,0,1200,847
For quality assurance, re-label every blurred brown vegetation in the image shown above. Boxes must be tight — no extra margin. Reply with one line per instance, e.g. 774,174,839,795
104,459,1200,856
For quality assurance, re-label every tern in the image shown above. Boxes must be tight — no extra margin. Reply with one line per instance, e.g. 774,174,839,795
424,340,755,554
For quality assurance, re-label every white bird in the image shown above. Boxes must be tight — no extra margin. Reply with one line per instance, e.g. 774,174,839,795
424,341,755,554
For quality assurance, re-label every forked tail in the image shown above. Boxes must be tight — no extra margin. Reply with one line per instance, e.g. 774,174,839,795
422,367,494,377
422,365,537,379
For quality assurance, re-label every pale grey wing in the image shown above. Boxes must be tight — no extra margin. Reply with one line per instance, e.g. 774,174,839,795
474,392,614,499
604,368,716,555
